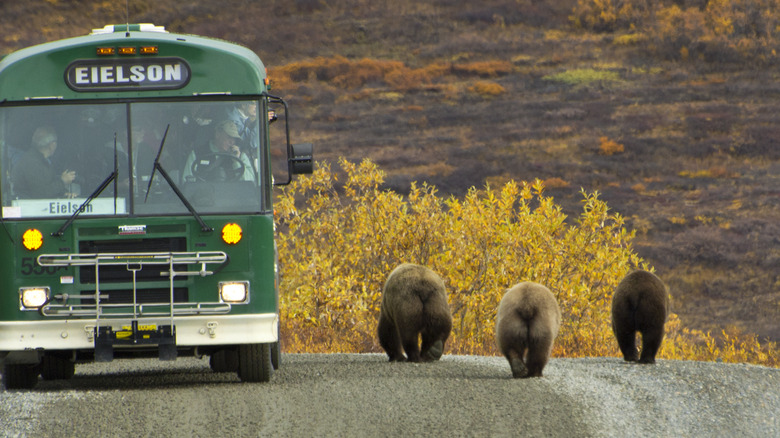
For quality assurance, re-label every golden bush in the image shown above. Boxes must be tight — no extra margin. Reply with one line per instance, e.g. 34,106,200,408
276,158,645,356
384,66,430,91
599,136,625,155
543,177,570,189
452,60,514,77
679,166,736,179
269,57,516,93
269,56,453,92
572,0,780,64
570,0,652,33
468,81,507,97
661,316,778,366
275,158,778,367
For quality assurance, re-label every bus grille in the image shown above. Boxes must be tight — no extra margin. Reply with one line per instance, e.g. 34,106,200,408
78,237,187,284
79,287,189,305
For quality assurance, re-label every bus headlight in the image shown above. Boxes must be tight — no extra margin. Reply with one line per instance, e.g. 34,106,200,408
20,287,50,308
219,281,249,303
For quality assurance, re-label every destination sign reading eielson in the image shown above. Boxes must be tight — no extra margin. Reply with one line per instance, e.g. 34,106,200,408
65,57,191,91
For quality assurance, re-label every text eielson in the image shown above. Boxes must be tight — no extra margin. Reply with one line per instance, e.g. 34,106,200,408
65,58,190,91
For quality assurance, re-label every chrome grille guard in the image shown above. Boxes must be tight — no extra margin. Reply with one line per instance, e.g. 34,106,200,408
36,251,231,322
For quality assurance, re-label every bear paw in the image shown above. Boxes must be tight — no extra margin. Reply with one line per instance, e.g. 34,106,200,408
423,340,444,361
509,357,529,378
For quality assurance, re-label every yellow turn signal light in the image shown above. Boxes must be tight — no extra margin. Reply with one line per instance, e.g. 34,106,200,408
222,223,242,245
22,229,43,251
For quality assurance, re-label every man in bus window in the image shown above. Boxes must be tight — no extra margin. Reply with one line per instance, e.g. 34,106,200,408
12,126,78,199
226,101,260,157
174,103,217,162
182,120,255,182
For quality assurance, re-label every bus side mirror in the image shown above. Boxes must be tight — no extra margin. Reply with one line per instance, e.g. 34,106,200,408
290,142,313,175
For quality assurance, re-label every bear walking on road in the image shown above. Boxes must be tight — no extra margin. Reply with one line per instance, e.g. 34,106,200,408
377,263,452,362
495,282,561,378
611,270,670,364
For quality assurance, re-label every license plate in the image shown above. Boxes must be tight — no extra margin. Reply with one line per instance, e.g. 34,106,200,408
123,324,157,331
115,324,157,339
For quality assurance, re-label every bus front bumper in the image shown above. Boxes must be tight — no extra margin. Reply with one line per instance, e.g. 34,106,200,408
0,313,278,356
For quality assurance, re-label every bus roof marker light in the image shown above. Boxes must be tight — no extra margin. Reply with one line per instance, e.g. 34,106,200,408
118,46,137,55
140,46,158,55
97,47,116,56
22,229,44,251
222,223,243,245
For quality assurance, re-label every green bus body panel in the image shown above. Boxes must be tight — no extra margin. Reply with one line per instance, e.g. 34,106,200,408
0,214,277,321
0,29,267,101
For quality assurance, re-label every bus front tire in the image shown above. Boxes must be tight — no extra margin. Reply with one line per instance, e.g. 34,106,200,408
237,343,272,383
40,353,75,381
209,348,239,373
2,363,40,390
271,340,281,370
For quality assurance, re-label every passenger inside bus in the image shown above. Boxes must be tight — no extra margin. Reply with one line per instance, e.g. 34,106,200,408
132,114,179,190
182,119,255,183
74,129,129,196
225,101,260,157
50,105,126,198
173,104,218,160
12,126,79,199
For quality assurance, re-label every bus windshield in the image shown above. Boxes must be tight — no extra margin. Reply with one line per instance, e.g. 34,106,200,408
1,100,267,219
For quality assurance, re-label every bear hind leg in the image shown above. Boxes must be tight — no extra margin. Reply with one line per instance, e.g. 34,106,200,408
525,342,551,378
524,319,555,377
401,334,422,362
505,349,528,378
396,301,426,362
420,316,451,362
614,327,639,362
377,315,405,362
397,322,422,362
638,327,664,364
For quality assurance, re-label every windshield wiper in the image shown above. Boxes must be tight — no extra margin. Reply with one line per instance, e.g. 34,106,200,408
52,134,121,237
52,170,117,237
145,125,213,232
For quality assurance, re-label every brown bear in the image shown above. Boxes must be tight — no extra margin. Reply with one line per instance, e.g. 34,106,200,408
495,282,561,378
377,263,452,362
611,270,670,364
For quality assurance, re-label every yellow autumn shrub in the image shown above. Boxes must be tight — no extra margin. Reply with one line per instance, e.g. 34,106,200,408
468,81,507,97
276,157,643,355
269,56,451,92
275,158,779,367
572,0,780,64
599,136,624,155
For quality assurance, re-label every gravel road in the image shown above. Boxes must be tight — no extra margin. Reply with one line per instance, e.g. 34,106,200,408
1,354,778,437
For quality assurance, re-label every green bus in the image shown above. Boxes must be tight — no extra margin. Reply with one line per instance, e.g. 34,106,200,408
0,23,312,389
